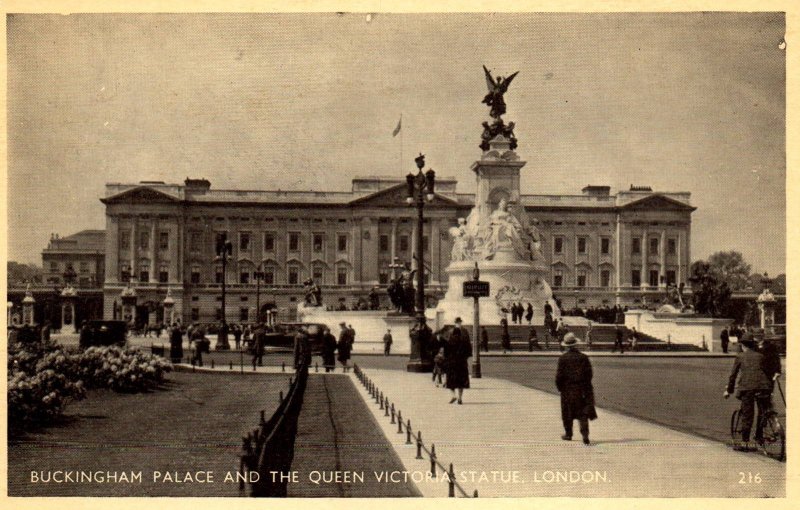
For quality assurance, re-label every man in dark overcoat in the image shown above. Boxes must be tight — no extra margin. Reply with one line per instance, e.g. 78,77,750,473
293,325,312,369
251,323,265,368
724,336,772,449
169,323,184,363
556,333,597,445
445,317,472,404
720,327,730,354
321,327,338,372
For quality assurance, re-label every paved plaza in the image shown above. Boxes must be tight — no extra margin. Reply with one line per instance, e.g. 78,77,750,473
350,368,784,497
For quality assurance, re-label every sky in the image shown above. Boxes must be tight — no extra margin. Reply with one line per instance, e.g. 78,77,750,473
6,12,786,275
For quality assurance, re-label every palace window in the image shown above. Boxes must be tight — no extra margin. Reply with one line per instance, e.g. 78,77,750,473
264,232,275,252
140,231,150,250
399,235,409,252
649,237,659,255
577,236,587,254
288,266,300,285
632,238,641,255
649,270,660,287
601,270,611,288
214,232,229,255
337,234,348,252
667,238,677,255
240,308,249,322
666,270,677,285
553,270,564,288
215,308,222,321
191,308,199,321
262,267,275,285
312,264,324,282
215,265,224,284
379,235,389,252
49,261,58,272
422,235,429,252
379,270,389,285
554,236,564,254
139,261,150,283
159,232,169,251
631,269,641,287
190,265,201,284
337,267,348,286
288,232,300,252
158,265,169,283
120,262,131,282
577,272,587,287
240,270,250,284
601,237,610,255
313,233,324,253
240,232,251,252
79,261,89,273
120,230,131,250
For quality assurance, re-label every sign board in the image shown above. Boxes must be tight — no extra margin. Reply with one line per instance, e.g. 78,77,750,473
463,280,490,298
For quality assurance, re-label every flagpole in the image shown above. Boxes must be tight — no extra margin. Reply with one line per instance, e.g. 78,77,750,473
400,113,403,173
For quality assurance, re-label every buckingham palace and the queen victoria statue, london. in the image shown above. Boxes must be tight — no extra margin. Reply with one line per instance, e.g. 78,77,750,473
96,67,694,349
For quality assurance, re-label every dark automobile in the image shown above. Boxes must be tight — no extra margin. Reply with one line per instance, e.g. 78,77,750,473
265,322,328,354
86,320,128,347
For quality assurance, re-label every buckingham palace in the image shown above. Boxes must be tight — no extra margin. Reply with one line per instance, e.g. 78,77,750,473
100,176,694,325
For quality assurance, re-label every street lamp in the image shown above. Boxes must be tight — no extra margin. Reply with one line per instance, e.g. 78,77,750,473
254,262,266,324
405,153,435,373
214,233,233,350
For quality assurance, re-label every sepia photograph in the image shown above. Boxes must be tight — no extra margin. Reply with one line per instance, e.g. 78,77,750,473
3,5,791,501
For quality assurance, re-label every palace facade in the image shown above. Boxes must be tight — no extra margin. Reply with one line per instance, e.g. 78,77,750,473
101,177,694,325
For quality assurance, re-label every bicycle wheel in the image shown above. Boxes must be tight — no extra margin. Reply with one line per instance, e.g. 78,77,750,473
730,409,741,441
759,413,785,461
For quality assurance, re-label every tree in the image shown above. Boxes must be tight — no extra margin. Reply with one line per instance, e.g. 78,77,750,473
7,261,43,286
706,251,752,291
689,261,732,317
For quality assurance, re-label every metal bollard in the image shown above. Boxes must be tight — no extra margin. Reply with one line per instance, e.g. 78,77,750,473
390,403,396,424
380,394,384,410
430,444,437,476
229,361,233,370
279,390,284,402
260,410,266,425
448,464,455,497
211,360,215,369
282,362,286,372
473,490,479,497
375,389,380,403
397,411,403,433
315,363,319,373
416,431,423,459
406,419,412,445
384,399,390,417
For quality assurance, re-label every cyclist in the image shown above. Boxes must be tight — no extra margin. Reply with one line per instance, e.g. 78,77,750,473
723,335,773,451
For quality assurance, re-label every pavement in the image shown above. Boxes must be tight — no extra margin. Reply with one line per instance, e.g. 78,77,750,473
349,367,785,497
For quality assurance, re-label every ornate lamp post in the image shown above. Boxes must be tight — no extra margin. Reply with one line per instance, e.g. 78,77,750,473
757,272,777,335
214,233,233,350
405,153,435,372
254,262,265,324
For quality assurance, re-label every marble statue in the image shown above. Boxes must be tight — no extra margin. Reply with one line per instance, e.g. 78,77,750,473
482,65,519,120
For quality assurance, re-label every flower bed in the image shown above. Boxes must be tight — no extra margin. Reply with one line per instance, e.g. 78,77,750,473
8,336,172,428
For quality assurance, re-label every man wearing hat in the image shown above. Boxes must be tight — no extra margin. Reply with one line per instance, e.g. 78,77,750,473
556,332,597,445
445,317,472,404
724,335,772,450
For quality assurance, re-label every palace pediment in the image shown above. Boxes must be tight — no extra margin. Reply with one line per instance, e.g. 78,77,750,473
101,186,182,205
620,194,696,211
349,183,461,208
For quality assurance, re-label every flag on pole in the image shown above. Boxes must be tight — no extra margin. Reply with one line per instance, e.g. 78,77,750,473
392,117,402,137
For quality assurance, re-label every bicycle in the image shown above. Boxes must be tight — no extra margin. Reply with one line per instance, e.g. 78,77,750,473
728,378,785,461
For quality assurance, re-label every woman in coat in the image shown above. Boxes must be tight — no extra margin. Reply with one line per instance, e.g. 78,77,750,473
337,327,352,371
445,317,472,404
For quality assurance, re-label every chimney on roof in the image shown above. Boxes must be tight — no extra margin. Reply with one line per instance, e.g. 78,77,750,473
629,185,653,192
581,185,611,196
184,178,211,194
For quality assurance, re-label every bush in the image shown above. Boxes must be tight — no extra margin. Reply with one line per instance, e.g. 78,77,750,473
8,339,172,428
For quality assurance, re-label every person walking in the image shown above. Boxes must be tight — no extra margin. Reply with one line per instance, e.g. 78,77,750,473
432,347,446,387
445,317,472,404
500,317,512,353
528,327,542,351
480,326,489,352
293,325,311,369
383,329,393,356
720,326,730,354
556,333,597,445
169,323,184,363
525,303,534,325
251,323,265,368
321,326,337,372
612,325,625,354
628,327,639,351
555,319,567,352
724,336,773,450
233,324,243,351
337,323,352,372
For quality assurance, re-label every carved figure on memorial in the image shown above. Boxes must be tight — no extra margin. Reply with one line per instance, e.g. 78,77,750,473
303,278,322,307
449,218,470,262
482,65,519,120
